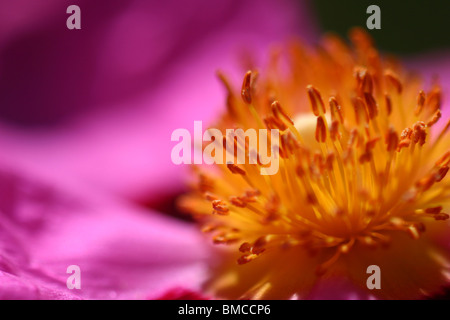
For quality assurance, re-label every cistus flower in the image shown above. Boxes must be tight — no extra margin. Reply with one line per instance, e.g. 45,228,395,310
179,28,450,300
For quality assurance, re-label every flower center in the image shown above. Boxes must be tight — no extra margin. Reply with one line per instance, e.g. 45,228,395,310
178,28,450,299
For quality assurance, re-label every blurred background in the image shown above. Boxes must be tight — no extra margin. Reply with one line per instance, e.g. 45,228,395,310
313,0,450,55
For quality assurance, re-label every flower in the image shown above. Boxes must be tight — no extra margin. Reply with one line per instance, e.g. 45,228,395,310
179,28,450,300
1,0,450,301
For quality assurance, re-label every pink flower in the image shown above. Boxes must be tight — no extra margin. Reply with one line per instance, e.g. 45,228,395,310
1,0,449,300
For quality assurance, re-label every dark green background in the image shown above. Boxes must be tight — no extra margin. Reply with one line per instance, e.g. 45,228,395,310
312,0,450,55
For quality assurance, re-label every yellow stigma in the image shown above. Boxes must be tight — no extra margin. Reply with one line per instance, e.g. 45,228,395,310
178,28,450,300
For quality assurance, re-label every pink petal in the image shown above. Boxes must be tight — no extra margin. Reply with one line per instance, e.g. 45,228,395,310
405,51,450,115
153,287,210,300
0,0,318,202
0,160,209,299
305,277,376,300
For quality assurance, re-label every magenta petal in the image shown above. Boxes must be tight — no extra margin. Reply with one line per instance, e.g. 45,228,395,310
153,287,210,300
405,51,450,114
0,272,82,300
305,277,376,300
0,162,209,299
0,0,317,201
0,202,82,299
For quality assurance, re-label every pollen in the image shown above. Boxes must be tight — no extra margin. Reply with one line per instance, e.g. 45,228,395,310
178,28,450,300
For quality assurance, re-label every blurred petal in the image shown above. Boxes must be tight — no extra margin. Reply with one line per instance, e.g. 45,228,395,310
341,232,450,300
0,160,209,299
154,287,210,300
0,0,318,201
305,277,375,300
405,51,450,113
